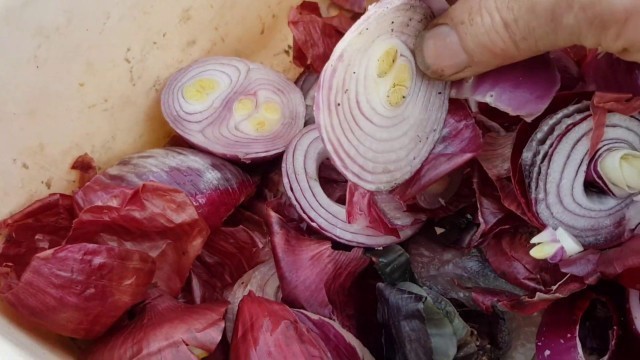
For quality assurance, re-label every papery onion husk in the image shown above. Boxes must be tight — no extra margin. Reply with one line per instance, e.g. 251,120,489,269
536,291,619,360
161,57,305,162
521,102,640,249
582,51,640,96
283,125,421,246
0,194,75,277
88,288,227,360
223,259,281,342
74,147,256,229
289,1,355,73
230,292,374,360
316,0,449,191
295,69,320,125
0,243,155,339
346,182,425,238
267,208,371,335
392,99,482,202
67,183,210,297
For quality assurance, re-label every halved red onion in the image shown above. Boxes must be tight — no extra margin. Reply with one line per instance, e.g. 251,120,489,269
161,57,305,162
283,125,421,247
521,102,640,249
536,292,619,360
315,0,449,191
74,147,256,230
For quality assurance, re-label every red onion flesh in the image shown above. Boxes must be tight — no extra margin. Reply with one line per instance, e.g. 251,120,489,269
161,57,305,162
316,0,449,191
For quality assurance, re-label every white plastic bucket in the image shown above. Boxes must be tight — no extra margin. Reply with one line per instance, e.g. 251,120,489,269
0,0,309,357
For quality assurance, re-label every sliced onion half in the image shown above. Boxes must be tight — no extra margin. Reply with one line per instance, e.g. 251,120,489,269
521,102,640,249
161,57,305,162
315,0,449,191
283,125,421,247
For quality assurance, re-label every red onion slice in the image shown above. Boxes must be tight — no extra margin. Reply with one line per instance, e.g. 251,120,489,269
161,57,305,162
521,102,640,249
283,125,421,247
315,0,449,191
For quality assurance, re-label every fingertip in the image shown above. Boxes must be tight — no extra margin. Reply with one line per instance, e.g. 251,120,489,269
414,25,470,80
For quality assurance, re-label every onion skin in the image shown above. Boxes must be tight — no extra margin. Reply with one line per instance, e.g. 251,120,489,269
74,147,256,230
0,243,155,339
181,209,271,305
316,0,449,191
223,260,281,342
282,125,421,247
230,293,373,360
67,183,210,297
161,57,305,162
88,289,228,360
451,54,560,121
0,193,75,277
536,291,619,360
521,102,640,249
267,208,371,335
582,51,640,96
289,1,355,73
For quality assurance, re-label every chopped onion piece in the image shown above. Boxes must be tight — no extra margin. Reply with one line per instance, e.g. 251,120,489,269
316,0,449,191
283,125,421,247
161,57,305,162
530,227,584,263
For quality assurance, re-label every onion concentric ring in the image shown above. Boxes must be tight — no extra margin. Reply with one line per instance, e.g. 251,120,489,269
161,57,305,162
522,102,640,249
283,125,421,247
315,0,449,191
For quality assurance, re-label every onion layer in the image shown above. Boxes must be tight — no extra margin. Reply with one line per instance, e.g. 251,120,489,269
521,102,640,249
74,147,256,230
161,57,305,162
315,0,449,191
283,125,421,247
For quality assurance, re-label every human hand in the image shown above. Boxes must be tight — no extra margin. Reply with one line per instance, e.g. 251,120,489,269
415,0,640,80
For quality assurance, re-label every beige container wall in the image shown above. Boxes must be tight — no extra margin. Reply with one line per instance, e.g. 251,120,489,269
0,0,325,357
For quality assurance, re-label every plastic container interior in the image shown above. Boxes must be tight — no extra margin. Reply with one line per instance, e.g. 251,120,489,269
0,0,316,357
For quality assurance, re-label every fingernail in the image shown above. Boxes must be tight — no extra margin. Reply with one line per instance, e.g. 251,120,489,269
415,25,470,79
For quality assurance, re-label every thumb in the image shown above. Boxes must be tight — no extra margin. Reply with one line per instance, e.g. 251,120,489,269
415,0,640,80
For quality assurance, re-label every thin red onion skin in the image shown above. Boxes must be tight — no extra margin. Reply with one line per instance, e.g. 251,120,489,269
88,289,228,360
316,0,449,191
161,57,305,162
282,125,421,248
450,54,560,121
536,292,618,360
0,243,156,340
74,147,256,230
